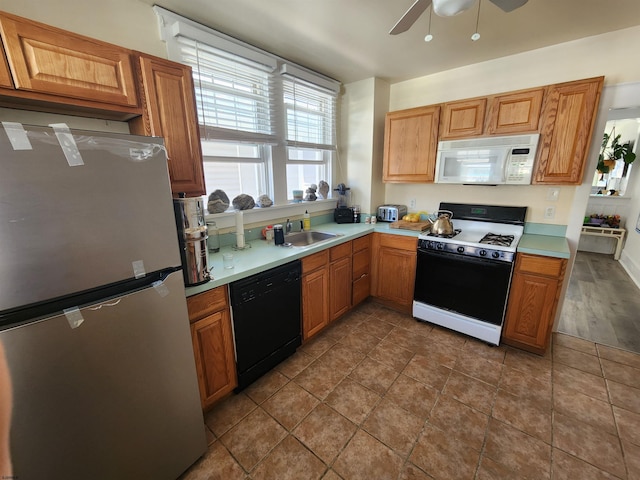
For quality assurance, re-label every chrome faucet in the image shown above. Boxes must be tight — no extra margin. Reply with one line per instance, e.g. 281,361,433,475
285,218,292,234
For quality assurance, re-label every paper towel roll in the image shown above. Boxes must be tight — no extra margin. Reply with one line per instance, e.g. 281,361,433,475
235,210,245,248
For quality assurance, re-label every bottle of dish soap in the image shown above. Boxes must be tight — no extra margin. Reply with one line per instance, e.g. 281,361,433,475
303,210,311,231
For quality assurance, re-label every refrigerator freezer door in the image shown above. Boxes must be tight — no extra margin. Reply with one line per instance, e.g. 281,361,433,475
0,125,182,312
1,270,206,479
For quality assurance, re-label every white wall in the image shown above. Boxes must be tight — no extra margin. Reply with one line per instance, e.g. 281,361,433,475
384,26,640,227
0,0,165,58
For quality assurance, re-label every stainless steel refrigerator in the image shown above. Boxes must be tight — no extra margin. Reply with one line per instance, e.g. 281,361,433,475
0,123,206,479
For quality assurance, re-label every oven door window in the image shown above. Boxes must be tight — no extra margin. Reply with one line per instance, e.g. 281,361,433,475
414,249,513,326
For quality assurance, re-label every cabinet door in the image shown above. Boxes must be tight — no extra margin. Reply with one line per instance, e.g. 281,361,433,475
330,256,352,321
503,272,559,352
533,77,604,184
383,105,440,183
191,309,237,409
352,242,371,307
502,254,566,354
0,46,12,88
371,234,417,313
440,98,486,139
131,54,206,197
0,12,138,107
486,88,544,135
302,267,329,341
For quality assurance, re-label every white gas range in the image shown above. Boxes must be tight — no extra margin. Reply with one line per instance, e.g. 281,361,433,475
413,203,527,345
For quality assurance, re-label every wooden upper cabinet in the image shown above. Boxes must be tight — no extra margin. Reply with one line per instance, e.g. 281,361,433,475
0,45,12,88
485,88,544,135
533,77,604,185
440,98,486,139
383,105,440,183
0,12,138,110
130,54,206,197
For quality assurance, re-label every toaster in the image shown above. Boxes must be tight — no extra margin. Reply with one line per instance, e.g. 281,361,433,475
377,204,408,222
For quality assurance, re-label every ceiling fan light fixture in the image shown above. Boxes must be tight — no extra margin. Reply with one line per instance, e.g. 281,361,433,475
432,0,477,17
425,6,434,42
471,0,481,41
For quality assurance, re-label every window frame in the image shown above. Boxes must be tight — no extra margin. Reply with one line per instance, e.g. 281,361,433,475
154,6,340,206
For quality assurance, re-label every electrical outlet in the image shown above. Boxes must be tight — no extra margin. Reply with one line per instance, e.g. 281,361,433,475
410,198,416,209
546,188,560,202
544,206,556,219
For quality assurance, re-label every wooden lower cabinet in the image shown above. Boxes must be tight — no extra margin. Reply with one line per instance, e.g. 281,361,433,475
187,285,237,410
502,253,567,354
302,250,330,341
352,235,371,307
329,242,352,321
371,233,417,313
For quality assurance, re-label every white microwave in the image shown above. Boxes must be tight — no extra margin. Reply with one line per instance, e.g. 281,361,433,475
435,134,540,185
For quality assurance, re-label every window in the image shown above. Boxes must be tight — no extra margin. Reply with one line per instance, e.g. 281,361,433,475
283,76,336,196
154,7,340,207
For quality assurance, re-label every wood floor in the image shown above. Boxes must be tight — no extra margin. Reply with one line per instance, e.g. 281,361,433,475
558,251,640,354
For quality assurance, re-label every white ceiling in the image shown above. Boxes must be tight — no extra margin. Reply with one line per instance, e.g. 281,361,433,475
137,0,640,85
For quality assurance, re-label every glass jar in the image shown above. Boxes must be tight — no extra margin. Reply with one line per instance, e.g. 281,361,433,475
206,220,220,252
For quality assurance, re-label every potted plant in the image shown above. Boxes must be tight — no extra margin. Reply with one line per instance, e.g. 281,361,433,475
597,126,636,174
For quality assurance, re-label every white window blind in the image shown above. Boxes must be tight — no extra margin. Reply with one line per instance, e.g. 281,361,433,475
154,6,340,205
283,76,336,151
175,36,278,144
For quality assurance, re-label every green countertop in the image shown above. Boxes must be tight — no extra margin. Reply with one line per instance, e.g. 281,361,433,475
185,222,571,297
517,233,571,259
185,221,421,296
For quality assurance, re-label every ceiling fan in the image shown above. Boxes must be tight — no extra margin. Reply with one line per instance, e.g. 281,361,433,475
389,0,528,35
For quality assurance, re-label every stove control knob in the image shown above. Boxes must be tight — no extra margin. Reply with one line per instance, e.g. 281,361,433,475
492,251,500,259
457,246,465,253
479,249,487,257
436,243,444,250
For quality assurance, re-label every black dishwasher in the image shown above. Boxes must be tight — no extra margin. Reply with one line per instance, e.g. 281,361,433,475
230,259,302,390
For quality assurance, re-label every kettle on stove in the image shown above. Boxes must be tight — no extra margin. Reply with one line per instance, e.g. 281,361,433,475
428,210,454,236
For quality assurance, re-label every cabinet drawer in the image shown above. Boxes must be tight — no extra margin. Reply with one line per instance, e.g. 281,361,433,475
352,234,371,253
187,285,228,322
376,233,417,251
302,250,329,274
330,241,352,262
517,254,565,277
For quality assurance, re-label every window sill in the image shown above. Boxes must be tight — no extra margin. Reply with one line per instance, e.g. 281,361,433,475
205,198,337,230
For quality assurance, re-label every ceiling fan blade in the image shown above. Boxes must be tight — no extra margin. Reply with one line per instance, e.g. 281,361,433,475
488,0,528,13
389,0,433,35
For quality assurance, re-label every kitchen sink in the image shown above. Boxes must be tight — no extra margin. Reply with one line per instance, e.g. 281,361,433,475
284,230,341,247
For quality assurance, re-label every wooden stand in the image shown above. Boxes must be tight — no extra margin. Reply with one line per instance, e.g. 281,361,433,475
580,226,626,260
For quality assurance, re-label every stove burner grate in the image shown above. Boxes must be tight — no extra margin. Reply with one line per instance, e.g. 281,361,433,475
479,233,515,247
427,229,461,239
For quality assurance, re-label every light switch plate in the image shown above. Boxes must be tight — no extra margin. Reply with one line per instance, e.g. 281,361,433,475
546,188,560,201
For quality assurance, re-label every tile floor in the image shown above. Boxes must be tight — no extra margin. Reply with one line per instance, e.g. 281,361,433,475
180,300,640,480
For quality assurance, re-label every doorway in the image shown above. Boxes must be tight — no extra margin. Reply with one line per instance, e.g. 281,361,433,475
557,251,640,354
558,103,640,354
